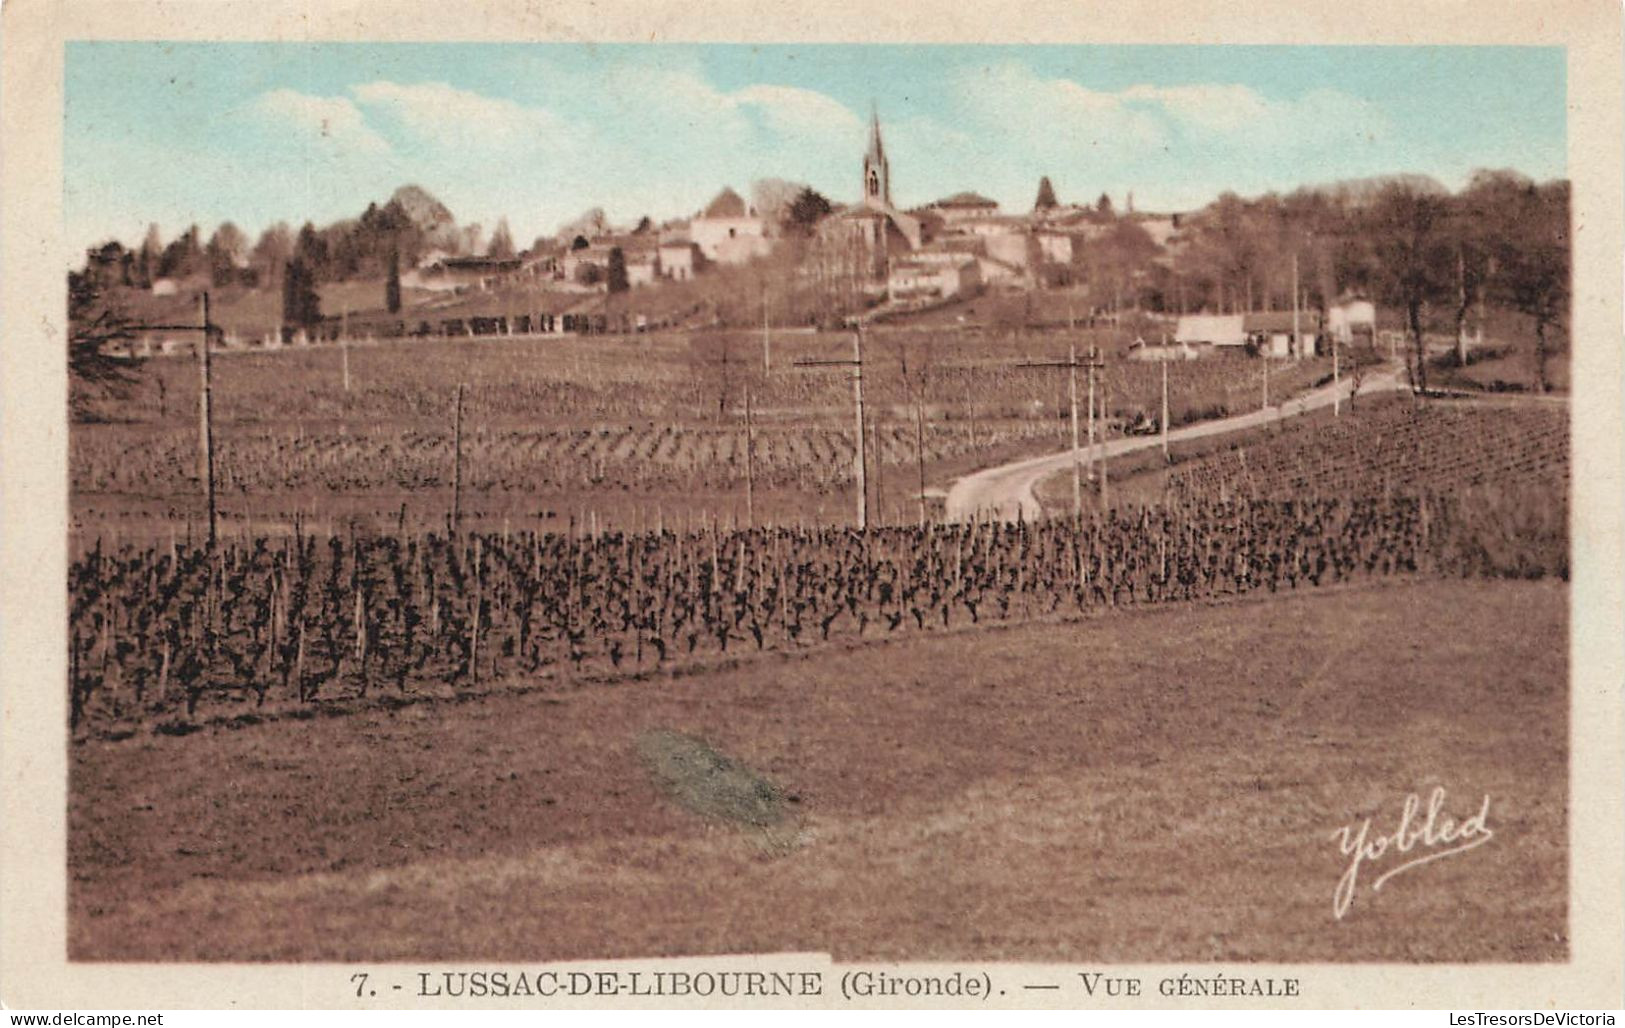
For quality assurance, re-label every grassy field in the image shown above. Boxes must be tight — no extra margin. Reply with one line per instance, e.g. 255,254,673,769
69,577,1566,963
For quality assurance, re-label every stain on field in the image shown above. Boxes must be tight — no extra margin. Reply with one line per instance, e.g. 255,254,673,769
68,578,1567,963
637,730,790,828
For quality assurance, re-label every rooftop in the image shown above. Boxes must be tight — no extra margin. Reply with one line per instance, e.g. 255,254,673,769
930,191,1000,210
701,187,749,219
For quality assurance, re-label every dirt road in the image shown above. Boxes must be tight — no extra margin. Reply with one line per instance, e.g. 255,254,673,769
944,363,1406,522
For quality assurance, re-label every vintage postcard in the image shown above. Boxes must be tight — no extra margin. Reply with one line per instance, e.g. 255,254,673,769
2,0,1621,1013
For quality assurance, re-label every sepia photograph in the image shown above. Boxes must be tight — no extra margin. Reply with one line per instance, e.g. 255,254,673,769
4,1,1623,1011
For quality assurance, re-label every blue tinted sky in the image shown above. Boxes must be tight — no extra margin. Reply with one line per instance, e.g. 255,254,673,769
65,43,1565,253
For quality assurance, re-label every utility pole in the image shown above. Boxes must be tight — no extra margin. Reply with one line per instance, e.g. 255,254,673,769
118,305,224,544
1161,356,1170,460
913,396,927,528
852,329,866,531
1099,373,1110,511
761,290,771,374
1072,345,1084,520
1085,341,1098,497
451,382,465,532
794,328,868,530
341,305,351,392
871,418,884,526
1291,252,1301,361
1017,343,1103,527
1333,330,1341,418
198,292,217,549
743,386,756,528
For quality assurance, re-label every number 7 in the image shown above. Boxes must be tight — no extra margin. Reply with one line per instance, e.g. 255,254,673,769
351,972,369,998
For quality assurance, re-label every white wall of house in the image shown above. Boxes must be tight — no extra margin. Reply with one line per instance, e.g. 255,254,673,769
1175,314,1248,347
626,260,657,288
983,231,1030,269
690,216,769,263
887,257,981,302
1036,233,1073,264
658,244,695,280
1328,300,1377,343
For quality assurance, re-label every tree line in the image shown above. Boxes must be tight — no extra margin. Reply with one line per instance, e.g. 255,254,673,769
1074,170,1569,391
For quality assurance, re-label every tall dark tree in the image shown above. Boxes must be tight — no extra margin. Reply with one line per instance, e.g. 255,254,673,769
385,250,402,314
282,257,321,330
606,247,630,294
157,224,204,280
1034,176,1059,211
293,222,328,282
1096,192,1114,216
136,223,162,289
353,199,424,276
784,187,834,235
205,222,249,287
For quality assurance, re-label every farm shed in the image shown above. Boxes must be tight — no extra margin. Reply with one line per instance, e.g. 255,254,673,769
1174,313,1247,348
1243,311,1320,358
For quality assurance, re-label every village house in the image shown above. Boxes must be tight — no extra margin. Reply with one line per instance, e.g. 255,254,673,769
406,255,525,293
555,235,663,290
979,225,1034,273
924,191,1001,225
1034,230,1074,265
558,244,609,285
1176,310,1326,358
1172,311,1318,356
1173,313,1248,349
657,237,699,281
688,187,772,265
624,248,660,288
1244,311,1321,358
1327,298,1377,345
886,251,983,303
1126,336,1205,362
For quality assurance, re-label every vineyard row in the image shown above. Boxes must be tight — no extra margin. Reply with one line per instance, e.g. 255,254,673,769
68,491,1566,733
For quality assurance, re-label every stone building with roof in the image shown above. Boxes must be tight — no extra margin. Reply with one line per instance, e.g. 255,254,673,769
689,186,772,265
923,191,1001,224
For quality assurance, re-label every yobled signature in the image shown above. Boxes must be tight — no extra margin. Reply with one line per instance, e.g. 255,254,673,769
1331,786,1493,919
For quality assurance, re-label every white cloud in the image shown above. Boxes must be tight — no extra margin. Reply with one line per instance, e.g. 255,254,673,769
597,64,862,152
254,89,389,155
891,61,1398,211
947,62,1389,159
350,80,565,152
953,63,1172,159
1122,83,1273,135
733,84,864,143
1122,82,1387,148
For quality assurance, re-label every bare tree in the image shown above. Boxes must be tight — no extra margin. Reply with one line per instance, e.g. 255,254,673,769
67,271,140,419
1370,183,1452,394
487,217,516,260
1495,180,1569,393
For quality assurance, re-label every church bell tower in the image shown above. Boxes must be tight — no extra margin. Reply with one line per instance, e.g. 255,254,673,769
862,108,891,210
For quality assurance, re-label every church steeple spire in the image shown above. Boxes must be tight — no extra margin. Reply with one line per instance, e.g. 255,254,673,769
862,104,891,210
